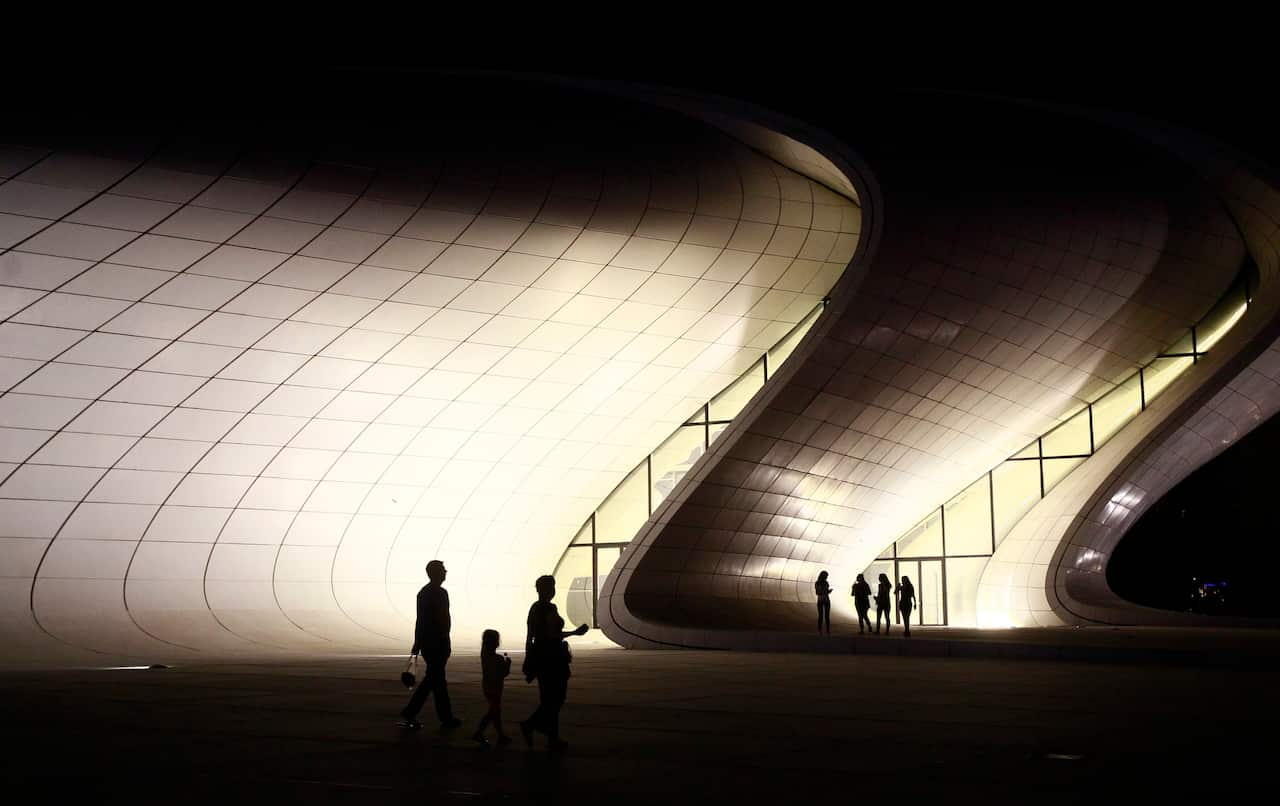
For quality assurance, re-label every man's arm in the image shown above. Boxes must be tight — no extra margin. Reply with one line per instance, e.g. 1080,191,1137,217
438,589,451,637
411,587,428,655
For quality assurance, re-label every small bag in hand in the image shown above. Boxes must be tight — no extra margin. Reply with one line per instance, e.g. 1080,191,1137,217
400,653,417,689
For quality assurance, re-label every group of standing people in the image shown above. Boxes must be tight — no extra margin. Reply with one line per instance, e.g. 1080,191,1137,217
816,571,916,637
398,561,588,752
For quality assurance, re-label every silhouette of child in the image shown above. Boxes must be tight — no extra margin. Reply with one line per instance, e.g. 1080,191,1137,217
472,629,512,747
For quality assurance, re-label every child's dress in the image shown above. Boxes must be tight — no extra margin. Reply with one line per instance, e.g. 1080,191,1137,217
482,651,511,706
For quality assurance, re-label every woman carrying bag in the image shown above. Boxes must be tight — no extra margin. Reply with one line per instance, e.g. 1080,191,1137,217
520,575,588,751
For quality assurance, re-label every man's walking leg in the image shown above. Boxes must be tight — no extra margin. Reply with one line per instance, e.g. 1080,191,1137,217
401,663,430,725
425,655,457,726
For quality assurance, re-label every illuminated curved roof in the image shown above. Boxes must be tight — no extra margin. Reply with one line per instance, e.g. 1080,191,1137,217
0,90,859,663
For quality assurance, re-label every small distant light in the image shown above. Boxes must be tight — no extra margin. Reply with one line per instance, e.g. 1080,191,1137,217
1045,753,1084,761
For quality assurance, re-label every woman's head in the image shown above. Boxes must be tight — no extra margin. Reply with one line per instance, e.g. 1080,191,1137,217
535,574,556,601
879,573,889,584
857,574,866,583
817,570,828,582
481,628,500,652
902,575,911,585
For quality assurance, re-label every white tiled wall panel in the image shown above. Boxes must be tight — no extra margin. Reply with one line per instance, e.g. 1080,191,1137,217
0,105,860,662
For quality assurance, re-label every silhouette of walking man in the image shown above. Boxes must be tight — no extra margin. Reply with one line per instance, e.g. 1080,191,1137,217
852,573,873,634
897,574,916,638
399,560,462,730
815,570,833,634
875,573,892,635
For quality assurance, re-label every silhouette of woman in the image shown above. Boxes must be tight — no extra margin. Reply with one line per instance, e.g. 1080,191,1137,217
852,573,873,634
897,575,916,637
520,575,587,751
875,573,892,635
815,570,833,634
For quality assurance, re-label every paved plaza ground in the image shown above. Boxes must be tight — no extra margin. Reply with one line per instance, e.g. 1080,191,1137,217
4,628,1278,803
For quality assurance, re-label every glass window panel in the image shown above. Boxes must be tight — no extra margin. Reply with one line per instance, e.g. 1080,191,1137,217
992,459,1041,547
1010,443,1040,460
916,559,945,625
650,427,707,510
1091,374,1142,447
596,546,624,589
1042,456,1085,494
1163,329,1196,356
709,359,765,421
943,475,993,556
551,546,594,628
684,406,707,426
708,421,730,446
767,304,822,370
595,462,649,544
861,560,894,598
1142,356,1193,404
569,518,592,546
945,556,989,628
898,508,943,558
1041,408,1091,458
1197,285,1248,352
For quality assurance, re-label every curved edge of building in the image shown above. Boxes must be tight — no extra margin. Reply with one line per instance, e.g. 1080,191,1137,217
594,92,885,650
603,96,1276,649
978,117,1280,628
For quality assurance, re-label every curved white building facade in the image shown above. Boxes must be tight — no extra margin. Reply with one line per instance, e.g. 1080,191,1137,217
5,77,1274,665
0,85,859,664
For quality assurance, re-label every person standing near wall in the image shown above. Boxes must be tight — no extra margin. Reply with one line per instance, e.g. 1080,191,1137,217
852,573,873,634
875,573,892,635
897,575,916,638
815,570,833,635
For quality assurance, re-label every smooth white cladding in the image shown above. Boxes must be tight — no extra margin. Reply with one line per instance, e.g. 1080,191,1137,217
0,118,859,661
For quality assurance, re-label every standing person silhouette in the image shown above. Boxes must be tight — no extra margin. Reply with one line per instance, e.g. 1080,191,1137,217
399,560,462,730
875,573,892,635
815,570,833,634
520,575,588,751
851,573,873,634
897,575,917,638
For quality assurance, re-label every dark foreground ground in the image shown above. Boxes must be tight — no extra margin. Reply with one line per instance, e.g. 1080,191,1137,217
3,642,1277,804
